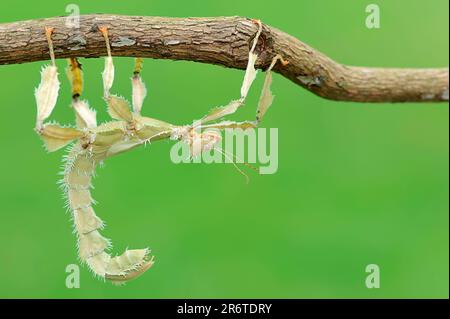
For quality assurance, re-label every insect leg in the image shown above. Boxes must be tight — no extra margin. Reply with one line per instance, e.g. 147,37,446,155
199,19,263,124
35,27,59,131
99,26,114,99
199,120,260,183
34,27,84,151
131,57,147,114
66,58,97,129
201,120,256,131
255,54,288,124
97,26,134,123
66,57,83,101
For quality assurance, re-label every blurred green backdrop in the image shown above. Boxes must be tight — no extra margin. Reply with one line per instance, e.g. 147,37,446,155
0,0,448,298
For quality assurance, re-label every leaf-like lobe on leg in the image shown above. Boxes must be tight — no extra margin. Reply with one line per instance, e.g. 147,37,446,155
256,71,274,123
106,95,133,122
132,75,147,114
102,56,114,98
35,65,60,129
73,100,97,129
40,124,83,152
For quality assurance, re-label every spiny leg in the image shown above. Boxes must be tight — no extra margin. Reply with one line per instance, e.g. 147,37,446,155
96,32,170,149
206,55,287,180
98,26,134,123
98,28,166,148
174,20,264,158
187,53,288,181
34,27,83,152
255,54,289,124
99,26,114,100
198,54,287,131
198,19,288,127
129,58,174,145
199,19,263,124
35,27,59,132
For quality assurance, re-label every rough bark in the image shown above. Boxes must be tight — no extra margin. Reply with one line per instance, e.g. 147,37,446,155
0,14,448,103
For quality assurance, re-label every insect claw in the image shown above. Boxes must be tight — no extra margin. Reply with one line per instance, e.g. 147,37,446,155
249,19,262,52
98,26,107,32
44,26,54,35
44,27,56,66
250,18,261,25
269,54,288,70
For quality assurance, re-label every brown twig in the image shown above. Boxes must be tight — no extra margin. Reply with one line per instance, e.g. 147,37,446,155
0,14,448,103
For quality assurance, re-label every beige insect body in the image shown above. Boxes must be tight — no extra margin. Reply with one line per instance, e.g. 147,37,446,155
33,23,286,284
185,129,222,158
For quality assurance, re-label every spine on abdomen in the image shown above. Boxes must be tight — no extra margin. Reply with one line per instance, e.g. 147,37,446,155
62,143,154,284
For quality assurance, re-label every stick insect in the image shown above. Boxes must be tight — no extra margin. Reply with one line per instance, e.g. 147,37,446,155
34,21,286,284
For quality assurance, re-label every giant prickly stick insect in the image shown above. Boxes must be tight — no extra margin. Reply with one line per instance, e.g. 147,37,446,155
34,22,286,284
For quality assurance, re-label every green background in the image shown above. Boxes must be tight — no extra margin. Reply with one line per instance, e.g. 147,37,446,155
0,0,448,298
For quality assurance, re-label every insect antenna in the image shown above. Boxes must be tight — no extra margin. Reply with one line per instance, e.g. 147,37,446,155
214,147,249,183
213,146,259,183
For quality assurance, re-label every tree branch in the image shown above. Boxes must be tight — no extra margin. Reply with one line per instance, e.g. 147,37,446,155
0,14,448,103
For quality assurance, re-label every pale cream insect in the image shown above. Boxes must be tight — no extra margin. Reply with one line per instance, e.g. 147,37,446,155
34,22,286,284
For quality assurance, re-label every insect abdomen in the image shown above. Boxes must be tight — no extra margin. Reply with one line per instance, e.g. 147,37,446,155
63,144,154,283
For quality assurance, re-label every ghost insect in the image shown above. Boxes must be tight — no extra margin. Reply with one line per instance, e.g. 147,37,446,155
34,21,286,284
